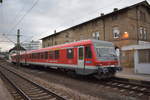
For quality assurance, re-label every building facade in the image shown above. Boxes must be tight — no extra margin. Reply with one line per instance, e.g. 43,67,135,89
41,1,150,68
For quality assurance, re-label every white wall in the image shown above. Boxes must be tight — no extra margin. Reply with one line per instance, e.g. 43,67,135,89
134,50,150,74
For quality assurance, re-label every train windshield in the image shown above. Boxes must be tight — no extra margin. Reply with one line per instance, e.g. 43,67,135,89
95,46,118,61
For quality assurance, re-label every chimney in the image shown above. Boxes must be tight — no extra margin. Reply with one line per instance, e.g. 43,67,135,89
54,30,56,34
100,13,104,16
113,8,118,12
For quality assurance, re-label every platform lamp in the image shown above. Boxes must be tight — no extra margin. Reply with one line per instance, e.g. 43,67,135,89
122,32,129,39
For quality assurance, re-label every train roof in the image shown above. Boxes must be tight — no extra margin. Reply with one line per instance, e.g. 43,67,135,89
21,39,113,54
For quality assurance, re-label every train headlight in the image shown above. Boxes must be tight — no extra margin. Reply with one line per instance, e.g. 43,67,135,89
110,65,115,67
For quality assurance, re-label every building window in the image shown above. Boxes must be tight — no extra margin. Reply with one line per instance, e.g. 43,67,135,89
143,28,147,40
65,33,69,38
112,14,118,20
67,48,74,59
92,32,100,40
113,27,120,38
55,41,57,45
139,27,143,39
139,49,150,63
140,11,146,22
139,27,147,40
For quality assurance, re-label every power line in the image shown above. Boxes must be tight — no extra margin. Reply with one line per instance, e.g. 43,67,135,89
9,2,31,33
8,0,40,34
0,41,14,43
2,34,16,44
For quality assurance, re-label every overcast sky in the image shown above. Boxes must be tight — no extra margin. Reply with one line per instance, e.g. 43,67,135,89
0,0,150,51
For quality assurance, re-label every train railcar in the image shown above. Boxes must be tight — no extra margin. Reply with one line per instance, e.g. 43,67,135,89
11,39,122,78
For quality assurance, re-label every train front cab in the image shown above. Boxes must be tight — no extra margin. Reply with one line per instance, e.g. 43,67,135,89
75,40,122,78
93,40,122,78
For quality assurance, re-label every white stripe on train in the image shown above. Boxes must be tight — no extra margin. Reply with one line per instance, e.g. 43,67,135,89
20,61,98,70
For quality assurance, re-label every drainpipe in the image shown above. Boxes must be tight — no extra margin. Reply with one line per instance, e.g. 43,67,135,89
101,13,105,41
103,18,105,41
136,6,139,44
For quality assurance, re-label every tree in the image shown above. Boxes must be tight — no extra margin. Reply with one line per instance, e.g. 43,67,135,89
0,0,2,3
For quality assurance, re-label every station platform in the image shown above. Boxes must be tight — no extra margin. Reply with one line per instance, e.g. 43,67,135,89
0,78,13,100
116,68,150,82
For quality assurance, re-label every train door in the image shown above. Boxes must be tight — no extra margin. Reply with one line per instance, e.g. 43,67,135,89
78,46,84,68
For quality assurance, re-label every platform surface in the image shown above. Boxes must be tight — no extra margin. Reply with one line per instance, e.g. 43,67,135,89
116,68,150,82
0,78,13,100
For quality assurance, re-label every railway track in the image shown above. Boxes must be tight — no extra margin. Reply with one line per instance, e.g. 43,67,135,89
0,59,150,99
0,65,67,100
102,77,150,97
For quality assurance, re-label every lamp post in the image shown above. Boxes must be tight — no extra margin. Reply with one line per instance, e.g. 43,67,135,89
0,0,2,3
16,29,21,68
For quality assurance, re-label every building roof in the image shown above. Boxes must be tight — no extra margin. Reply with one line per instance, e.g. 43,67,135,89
9,45,26,53
41,1,150,40
122,44,150,50
122,41,150,50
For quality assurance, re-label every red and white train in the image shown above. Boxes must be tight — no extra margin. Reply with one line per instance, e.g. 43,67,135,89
11,39,122,78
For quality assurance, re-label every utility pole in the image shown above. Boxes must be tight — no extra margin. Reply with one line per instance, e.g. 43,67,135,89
17,29,21,68
0,0,2,3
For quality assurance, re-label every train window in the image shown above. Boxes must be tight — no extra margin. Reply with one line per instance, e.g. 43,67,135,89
67,48,74,59
35,53,37,59
39,53,41,59
32,54,33,59
45,52,48,59
55,50,59,59
85,46,92,58
41,53,44,59
34,53,36,59
34,54,36,59
49,51,53,59
40,53,42,59
30,54,32,59
36,53,38,59
33,54,35,59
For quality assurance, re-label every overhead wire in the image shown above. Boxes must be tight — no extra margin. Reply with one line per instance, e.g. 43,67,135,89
0,0,40,45
2,34,16,44
8,0,40,34
7,1,30,36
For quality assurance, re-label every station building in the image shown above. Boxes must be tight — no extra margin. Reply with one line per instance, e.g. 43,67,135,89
21,41,41,51
41,1,150,69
